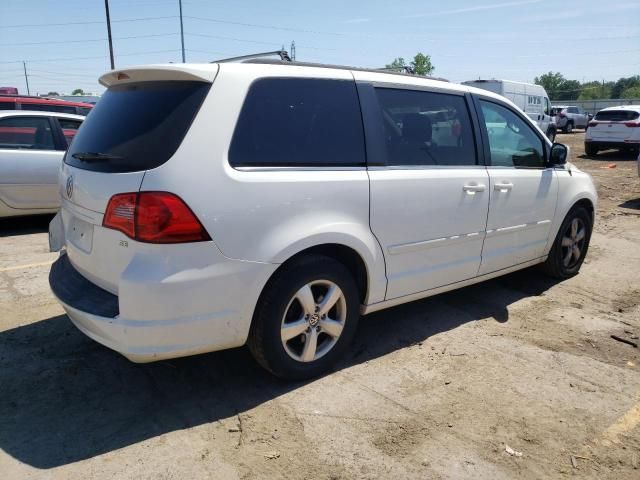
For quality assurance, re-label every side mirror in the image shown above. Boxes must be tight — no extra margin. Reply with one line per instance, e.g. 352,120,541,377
549,143,568,166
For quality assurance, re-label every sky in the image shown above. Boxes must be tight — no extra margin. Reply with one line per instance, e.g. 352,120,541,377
1,0,639,96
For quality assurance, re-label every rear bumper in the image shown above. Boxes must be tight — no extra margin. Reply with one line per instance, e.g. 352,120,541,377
49,252,277,362
584,140,640,150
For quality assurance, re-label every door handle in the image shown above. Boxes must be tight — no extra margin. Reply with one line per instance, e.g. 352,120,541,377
494,182,514,192
463,184,486,194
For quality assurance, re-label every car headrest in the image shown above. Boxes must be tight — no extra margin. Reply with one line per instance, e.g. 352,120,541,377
402,113,432,143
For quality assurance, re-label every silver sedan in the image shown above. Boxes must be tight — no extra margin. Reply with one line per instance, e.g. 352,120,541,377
0,110,83,217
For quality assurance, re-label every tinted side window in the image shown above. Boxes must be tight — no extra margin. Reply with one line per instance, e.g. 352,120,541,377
0,116,55,150
374,88,476,166
57,118,82,146
480,100,545,168
21,103,77,114
0,101,16,110
229,78,365,167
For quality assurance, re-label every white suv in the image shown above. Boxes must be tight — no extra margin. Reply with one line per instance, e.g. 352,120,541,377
48,58,597,379
585,105,640,156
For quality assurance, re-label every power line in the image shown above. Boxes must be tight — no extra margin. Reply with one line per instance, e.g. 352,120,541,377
28,69,103,79
185,48,242,57
185,15,347,36
0,32,180,47
186,32,281,46
0,15,176,29
0,49,181,65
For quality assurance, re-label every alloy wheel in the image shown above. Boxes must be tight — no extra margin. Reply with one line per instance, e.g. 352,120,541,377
280,280,347,362
561,217,586,268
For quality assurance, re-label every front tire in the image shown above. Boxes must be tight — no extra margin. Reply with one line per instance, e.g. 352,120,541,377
247,255,360,379
564,122,574,134
542,207,592,279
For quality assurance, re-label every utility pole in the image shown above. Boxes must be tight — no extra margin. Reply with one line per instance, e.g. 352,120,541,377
22,61,30,95
290,40,296,61
178,0,186,62
104,0,115,69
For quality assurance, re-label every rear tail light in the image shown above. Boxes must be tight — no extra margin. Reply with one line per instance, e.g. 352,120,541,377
103,192,211,243
624,121,640,127
103,193,136,238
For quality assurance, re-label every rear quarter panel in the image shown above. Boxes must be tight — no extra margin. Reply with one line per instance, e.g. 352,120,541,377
139,63,388,304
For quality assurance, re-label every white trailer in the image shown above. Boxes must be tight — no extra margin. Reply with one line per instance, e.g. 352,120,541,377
463,79,555,141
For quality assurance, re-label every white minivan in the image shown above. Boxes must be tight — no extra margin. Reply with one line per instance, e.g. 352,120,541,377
462,79,555,141
49,58,597,378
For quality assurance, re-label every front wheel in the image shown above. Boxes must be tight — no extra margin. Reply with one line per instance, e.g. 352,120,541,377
542,207,592,279
248,255,360,379
564,122,574,134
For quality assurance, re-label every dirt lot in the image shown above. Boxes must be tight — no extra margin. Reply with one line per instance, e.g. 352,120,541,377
1,132,639,479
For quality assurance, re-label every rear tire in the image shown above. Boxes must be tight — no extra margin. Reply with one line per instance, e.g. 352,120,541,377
247,255,360,379
585,143,598,156
542,207,592,279
564,122,574,134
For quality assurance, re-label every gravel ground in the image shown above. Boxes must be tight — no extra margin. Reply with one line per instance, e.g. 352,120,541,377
0,131,639,479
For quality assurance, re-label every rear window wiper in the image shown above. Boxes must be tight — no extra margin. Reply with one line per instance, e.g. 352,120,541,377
71,152,123,162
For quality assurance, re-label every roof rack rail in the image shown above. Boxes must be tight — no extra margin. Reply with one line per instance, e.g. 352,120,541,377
241,59,449,82
377,66,416,75
212,50,292,64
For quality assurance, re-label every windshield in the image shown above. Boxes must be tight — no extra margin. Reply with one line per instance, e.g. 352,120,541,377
65,81,211,173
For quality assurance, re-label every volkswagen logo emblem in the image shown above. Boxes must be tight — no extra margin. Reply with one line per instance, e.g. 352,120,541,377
66,176,74,199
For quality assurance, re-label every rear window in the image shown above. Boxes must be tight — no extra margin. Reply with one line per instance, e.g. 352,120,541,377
594,110,640,122
65,81,210,173
229,78,365,167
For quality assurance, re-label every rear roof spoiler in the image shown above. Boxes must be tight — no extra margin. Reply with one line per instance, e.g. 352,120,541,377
99,64,218,87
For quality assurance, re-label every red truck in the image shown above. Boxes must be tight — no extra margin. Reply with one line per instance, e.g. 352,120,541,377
0,94,93,116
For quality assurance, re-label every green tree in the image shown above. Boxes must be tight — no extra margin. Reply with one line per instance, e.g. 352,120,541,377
621,85,640,98
71,88,85,95
534,72,565,99
46,91,59,96
385,57,407,71
578,81,611,100
411,53,435,76
385,53,435,75
556,79,581,101
611,76,640,99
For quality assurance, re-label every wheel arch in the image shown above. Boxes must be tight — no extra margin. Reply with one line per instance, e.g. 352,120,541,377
545,193,596,255
572,197,595,223
263,243,372,306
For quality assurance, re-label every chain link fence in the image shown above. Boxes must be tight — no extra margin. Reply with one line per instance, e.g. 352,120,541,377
551,98,640,114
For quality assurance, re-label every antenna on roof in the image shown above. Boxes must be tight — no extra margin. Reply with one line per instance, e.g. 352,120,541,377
211,50,292,64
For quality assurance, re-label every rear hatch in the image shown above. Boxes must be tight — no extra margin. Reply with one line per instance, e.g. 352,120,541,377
60,65,216,293
588,109,640,141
